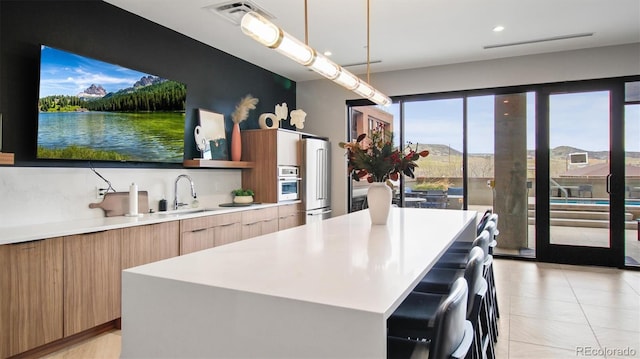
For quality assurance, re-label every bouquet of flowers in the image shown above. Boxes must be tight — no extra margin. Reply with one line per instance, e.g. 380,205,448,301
339,128,429,184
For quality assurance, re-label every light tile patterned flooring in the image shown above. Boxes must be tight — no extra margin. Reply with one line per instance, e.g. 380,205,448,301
42,259,640,359
493,259,640,359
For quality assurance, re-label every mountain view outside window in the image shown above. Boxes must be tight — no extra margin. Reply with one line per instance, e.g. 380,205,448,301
349,87,639,264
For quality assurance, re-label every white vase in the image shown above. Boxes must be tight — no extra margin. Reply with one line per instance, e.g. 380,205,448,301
367,182,392,225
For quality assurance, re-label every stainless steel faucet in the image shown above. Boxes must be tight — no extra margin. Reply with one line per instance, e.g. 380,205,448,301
173,174,197,210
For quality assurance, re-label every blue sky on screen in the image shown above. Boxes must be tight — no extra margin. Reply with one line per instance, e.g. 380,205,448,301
39,45,152,97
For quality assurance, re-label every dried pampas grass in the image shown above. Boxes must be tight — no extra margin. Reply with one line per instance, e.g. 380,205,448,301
231,95,259,124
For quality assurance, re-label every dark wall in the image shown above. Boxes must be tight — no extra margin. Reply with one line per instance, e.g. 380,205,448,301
0,0,296,166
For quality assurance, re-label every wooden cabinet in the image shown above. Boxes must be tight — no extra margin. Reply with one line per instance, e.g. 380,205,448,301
241,129,301,203
278,203,303,230
0,238,63,358
277,130,302,166
180,227,215,255
63,230,121,337
180,212,242,254
241,207,279,240
212,212,242,247
0,203,300,357
121,222,180,269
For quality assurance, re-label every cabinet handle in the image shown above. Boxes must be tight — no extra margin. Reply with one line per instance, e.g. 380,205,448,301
219,222,237,227
81,230,108,235
244,222,259,226
190,228,207,233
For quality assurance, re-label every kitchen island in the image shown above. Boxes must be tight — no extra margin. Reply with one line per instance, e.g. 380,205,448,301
121,208,477,358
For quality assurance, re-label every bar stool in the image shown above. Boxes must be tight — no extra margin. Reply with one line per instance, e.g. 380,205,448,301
416,246,495,359
434,224,499,343
387,278,474,359
486,213,499,255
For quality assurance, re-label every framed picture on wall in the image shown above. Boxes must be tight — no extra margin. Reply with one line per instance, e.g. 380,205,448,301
197,108,228,160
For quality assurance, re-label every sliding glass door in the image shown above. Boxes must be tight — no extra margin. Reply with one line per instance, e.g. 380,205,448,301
346,76,638,267
624,81,640,267
536,83,625,266
402,98,463,209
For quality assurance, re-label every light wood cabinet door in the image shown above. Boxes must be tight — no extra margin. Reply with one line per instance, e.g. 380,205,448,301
181,213,243,252
278,203,303,230
213,212,242,247
241,207,279,240
122,222,180,269
277,130,301,166
180,228,215,255
261,217,279,236
0,238,63,358
64,230,121,337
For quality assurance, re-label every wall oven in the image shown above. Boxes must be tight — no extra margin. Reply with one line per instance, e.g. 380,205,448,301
278,166,301,201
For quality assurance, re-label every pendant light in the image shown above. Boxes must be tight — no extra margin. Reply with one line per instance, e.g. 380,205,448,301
240,1,391,106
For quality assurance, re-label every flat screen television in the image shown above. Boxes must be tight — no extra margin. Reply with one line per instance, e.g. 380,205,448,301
569,152,588,165
37,45,187,163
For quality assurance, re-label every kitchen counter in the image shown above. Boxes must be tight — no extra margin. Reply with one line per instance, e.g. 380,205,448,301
0,202,295,245
120,208,477,358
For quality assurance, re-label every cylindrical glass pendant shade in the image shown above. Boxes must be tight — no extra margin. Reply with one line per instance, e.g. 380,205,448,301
241,12,313,65
241,11,390,106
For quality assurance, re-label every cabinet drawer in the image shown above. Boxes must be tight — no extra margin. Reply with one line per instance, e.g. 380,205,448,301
180,228,215,255
180,216,216,233
278,203,301,217
242,207,278,225
211,212,242,227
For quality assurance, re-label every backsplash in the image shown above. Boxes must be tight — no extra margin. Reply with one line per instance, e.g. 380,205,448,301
0,167,241,228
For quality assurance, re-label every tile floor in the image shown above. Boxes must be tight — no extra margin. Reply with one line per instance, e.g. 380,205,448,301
42,259,640,359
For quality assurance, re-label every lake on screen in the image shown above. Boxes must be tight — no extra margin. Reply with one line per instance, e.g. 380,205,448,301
38,111,185,162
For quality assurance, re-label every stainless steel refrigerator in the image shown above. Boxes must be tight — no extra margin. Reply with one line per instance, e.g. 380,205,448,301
302,137,331,223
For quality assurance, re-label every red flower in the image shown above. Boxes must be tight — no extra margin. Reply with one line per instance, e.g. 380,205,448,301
338,129,430,184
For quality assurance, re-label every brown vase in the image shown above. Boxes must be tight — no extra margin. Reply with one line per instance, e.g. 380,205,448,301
231,123,241,161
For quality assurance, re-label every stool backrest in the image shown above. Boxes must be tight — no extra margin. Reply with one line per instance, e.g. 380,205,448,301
476,210,493,235
430,277,468,359
463,246,484,318
471,229,491,259
488,213,499,237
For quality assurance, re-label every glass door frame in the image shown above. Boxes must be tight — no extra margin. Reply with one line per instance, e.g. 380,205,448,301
535,79,626,267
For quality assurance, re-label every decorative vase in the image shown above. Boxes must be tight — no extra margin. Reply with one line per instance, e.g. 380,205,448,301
367,182,392,225
231,123,241,161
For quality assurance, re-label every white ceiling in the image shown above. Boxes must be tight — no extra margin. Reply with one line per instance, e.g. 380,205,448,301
104,0,640,82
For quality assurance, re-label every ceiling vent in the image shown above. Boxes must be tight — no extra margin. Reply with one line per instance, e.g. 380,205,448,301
205,1,275,25
483,32,594,49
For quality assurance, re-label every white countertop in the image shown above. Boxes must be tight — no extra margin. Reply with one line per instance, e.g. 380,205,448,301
125,208,477,316
0,202,291,245
121,207,477,358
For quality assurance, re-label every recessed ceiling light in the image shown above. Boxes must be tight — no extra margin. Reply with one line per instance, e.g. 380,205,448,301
493,25,505,32
324,51,332,56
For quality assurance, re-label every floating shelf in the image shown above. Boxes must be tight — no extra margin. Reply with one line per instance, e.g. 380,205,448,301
183,159,255,169
0,152,14,165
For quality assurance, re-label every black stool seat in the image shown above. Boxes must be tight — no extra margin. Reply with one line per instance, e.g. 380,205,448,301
387,336,420,358
415,268,465,294
387,278,473,359
434,252,468,269
388,292,443,339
